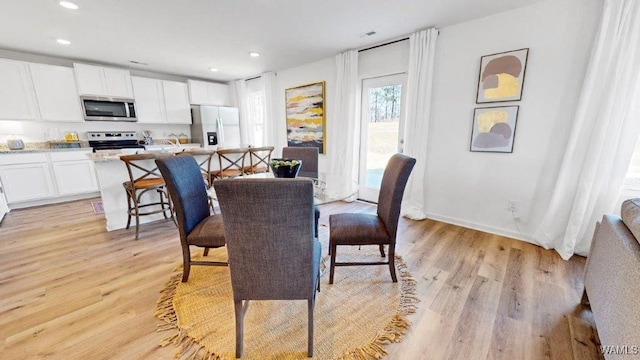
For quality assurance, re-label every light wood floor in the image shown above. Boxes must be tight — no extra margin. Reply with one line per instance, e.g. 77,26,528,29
0,198,603,359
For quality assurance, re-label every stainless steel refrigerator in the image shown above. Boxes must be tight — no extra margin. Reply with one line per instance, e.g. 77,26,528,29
191,105,241,147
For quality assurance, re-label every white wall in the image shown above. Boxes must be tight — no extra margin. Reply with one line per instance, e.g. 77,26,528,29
272,57,336,170
425,0,602,241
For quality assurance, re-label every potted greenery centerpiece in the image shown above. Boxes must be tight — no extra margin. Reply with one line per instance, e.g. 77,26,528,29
270,159,302,178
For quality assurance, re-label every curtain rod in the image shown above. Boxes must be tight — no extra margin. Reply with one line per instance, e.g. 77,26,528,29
358,37,409,52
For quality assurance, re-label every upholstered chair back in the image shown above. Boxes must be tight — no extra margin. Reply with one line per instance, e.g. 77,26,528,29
282,147,319,178
376,154,416,241
214,178,319,300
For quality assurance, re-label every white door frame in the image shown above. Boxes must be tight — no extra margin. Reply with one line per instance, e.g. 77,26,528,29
358,73,407,203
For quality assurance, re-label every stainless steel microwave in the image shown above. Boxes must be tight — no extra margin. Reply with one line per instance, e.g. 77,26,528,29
80,96,137,122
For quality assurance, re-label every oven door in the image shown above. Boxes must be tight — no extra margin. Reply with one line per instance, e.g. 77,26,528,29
81,96,137,122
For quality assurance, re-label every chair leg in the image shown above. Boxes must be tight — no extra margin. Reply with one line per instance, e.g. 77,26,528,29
125,189,133,230
203,247,210,257
133,192,141,240
307,298,314,357
329,243,337,284
379,244,386,257
181,247,191,282
235,300,248,358
388,244,397,283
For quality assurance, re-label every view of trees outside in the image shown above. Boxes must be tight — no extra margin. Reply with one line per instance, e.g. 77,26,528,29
368,84,402,123
365,84,402,188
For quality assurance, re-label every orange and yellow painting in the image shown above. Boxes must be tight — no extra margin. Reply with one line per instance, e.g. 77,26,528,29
476,48,528,103
285,81,325,154
470,105,519,153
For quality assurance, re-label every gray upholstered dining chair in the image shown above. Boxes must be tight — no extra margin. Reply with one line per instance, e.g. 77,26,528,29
328,153,416,284
155,155,227,282
282,146,321,237
214,178,321,358
282,146,319,178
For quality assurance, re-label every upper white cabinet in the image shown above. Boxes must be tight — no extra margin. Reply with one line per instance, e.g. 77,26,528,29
187,79,230,106
28,63,83,122
163,81,191,124
74,63,134,98
132,77,191,124
0,58,39,121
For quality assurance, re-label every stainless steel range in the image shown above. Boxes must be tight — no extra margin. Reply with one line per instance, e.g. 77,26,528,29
87,131,144,152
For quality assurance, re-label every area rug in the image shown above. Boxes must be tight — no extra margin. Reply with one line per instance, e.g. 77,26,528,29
154,239,419,360
91,200,104,214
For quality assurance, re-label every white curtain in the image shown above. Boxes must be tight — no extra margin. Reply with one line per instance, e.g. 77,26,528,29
232,79,252,145
327,50,359,199
261,72,284,153
401,28,439,219
532,0,640,260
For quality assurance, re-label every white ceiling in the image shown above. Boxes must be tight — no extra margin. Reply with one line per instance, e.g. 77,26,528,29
0,0,546,82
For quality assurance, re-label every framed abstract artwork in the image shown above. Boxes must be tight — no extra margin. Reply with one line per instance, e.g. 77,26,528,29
470,105,519,153
285,81,326,154
476,48,529,103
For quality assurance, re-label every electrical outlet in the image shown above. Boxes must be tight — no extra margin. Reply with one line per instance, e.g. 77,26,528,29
508,200,518,211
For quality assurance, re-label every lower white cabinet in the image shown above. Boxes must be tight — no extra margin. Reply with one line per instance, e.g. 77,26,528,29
0,183,8,222
0,150,98,207
0,154,56,203
50,151,99,195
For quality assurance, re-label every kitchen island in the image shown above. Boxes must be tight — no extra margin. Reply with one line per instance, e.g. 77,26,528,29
90,147,211,232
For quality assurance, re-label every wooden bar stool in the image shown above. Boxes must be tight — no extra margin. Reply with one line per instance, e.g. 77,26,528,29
246,146,275,174
212,148,249,180
120,153,174,240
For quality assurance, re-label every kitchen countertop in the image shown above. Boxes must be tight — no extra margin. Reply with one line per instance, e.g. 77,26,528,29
0,147,93,154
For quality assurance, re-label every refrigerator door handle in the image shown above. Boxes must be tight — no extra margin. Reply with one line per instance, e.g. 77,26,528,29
217,118,224,145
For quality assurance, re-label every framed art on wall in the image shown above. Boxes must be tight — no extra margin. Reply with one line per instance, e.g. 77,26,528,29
476,48,529,104
285,81,326,154
470,105,519,153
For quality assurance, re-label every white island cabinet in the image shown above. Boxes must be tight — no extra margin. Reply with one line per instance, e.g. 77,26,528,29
0,179,8,222
74,63,134,98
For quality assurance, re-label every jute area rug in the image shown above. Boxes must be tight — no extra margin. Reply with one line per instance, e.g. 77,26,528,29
154,235,419,360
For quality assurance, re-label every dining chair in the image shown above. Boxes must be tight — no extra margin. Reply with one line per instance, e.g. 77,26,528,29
178,148,218,213
212,148,249,179
282,146,321,238
282,146,319,178
246,146,275,174
120,153,174,240
156,155,227,282
214,178,321,358
328,153,416,284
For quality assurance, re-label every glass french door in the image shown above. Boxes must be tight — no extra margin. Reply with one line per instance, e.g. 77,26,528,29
358,73,407,203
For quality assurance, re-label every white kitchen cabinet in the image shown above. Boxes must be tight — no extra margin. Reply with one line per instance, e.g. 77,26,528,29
0,58,39,120
0,153,56,204
50,151,98,195
132,77,165,123
187,79,230,106
0,180,8,222
29,63,83,122
163,81,191,124
74,63,134,98
133,77,191,124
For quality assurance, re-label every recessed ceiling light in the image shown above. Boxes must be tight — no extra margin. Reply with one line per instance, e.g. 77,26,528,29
249,52,260,57
59,1,79,10
209,67,219,72
56,39,71,45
